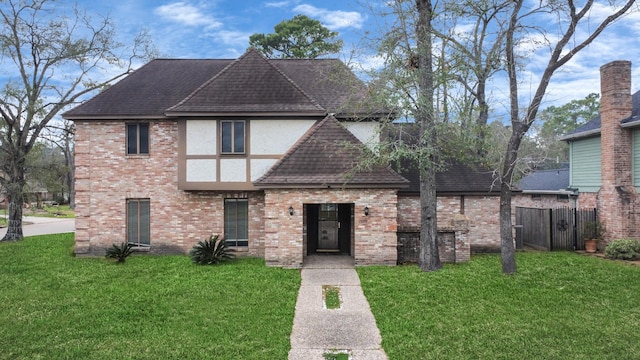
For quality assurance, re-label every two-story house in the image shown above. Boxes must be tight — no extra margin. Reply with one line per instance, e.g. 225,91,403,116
560,60,640,244
64,48,501,267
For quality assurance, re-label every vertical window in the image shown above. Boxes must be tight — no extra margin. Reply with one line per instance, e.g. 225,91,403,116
221,120,245,154
224,199,248,247
127,199,150,247
127,123,149,155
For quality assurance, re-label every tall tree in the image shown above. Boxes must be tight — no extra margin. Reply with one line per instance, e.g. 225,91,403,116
535,93,600,164
0,0,154,241
249,14,343,58
498,0,636,274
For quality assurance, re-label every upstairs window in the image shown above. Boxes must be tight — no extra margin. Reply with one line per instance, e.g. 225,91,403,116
221,120,245,154
127,123,149,155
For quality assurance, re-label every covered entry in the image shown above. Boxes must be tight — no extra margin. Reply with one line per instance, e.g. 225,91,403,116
305,203,352,255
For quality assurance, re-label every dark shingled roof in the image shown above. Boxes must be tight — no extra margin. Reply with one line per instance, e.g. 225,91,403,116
168,49,324,114
254,115,409,188
63,59,232,118
63,48,377,119
561,90,640,141
518,168,570,192
388,123,500,194
396,160,499,194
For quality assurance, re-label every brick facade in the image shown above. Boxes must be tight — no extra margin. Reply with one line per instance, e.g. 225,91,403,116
75,119,507,265
398,195,501,251
74,120,266,256
512,194,573,209
596,61,640,242
263,188,399,268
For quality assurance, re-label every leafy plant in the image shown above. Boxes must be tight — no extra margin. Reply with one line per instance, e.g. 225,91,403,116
604,238,640,260
584,221,605,240
105,242,134,263
189,234,235,265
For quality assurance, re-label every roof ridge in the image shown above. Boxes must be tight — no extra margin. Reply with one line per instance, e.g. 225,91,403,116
260,52,325,111
165,52,252,112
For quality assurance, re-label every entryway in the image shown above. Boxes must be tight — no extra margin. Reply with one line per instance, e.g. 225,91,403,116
305,203,353,256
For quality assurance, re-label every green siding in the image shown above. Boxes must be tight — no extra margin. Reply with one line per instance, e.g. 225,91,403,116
569,136,601,192
634,129,640,188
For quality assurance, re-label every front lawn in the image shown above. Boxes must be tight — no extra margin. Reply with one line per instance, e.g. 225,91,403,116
0,234,300,359
358,252,640,360
25,204,75,218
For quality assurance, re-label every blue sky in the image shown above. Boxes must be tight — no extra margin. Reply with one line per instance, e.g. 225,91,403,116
43,1,640,112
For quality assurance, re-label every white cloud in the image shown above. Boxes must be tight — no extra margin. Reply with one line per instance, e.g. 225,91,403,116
293,4,364,30
211,30,253,47
265,0,299,8
154,2,222,29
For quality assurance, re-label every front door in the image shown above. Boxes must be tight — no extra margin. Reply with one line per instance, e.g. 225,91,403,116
317,204,339,252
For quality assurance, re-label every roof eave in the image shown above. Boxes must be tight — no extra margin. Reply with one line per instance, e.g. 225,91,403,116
621,118,640,128
62,114,167,120
558,128,601,141
253,182,410,190
164,110,327,117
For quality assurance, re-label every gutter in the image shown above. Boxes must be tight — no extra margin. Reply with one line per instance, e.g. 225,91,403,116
558,128,601,141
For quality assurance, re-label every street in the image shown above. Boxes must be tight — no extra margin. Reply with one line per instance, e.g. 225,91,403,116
0,216,75,237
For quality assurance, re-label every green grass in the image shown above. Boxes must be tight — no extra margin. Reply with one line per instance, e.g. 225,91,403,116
323,285,341,309
0,234,301,359
358,252,640,360
25,204,75,218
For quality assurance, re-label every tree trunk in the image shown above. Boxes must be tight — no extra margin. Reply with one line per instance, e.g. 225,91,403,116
416,0,442,272
419,167,441,271
498,126,523,274
2,161,26,242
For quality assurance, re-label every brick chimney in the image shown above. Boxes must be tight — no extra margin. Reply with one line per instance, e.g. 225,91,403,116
597,60,638,243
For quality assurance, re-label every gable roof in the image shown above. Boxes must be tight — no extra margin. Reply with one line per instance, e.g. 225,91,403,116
63,49,378,120
518,168,570,193
560,90,640,141
166,49,324,115
253,115,409,188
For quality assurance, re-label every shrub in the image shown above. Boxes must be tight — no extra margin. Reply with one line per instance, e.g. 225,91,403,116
105,242,134,263
604,238,640,260
189,235,235,265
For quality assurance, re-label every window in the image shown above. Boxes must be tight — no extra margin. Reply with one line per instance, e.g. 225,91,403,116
221,120,245,154
127,199,150,247
127,123,149,155
531,194,541,200
224,199,248,247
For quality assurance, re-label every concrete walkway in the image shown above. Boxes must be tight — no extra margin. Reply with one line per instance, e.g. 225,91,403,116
288,255,387,360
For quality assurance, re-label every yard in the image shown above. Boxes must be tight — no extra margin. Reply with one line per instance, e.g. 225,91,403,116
0,234,300,359
2,235,639,359
358,252,640,359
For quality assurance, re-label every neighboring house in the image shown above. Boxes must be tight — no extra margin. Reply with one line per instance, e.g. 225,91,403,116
63,48,501,267
559,60,640,244
514,167,575,208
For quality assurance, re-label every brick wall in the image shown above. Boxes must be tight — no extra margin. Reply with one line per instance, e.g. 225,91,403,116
513,194,573,209
263,188,398,268
74,120,265,256
398,194,502,250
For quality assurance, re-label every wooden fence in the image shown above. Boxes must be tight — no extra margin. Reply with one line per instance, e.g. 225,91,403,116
515,207,597,251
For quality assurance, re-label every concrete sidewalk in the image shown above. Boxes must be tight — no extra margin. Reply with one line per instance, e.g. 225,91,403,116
288,255,387,360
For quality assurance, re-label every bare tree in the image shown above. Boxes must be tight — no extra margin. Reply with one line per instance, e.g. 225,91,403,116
0,0,154,241
498,0,637,273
